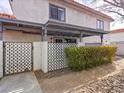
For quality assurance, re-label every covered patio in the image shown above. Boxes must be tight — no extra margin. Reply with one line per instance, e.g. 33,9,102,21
0,18,109,43
0,18,110,77
43,20,109,44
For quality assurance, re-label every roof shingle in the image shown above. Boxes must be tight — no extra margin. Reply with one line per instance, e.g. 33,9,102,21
111,29,124,34
0,13,16,19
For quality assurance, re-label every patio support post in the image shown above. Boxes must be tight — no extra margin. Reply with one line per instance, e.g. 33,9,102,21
41,28,44,41
100,34,103,45
43,26,47,41
80,32,83,42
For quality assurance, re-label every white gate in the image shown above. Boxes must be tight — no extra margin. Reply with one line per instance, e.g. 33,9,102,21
3,42,33,76
48,43,77,71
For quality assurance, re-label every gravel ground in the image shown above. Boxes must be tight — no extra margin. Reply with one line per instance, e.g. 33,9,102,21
67,70,124,93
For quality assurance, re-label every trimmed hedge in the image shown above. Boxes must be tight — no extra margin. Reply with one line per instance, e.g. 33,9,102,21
64,46,117,71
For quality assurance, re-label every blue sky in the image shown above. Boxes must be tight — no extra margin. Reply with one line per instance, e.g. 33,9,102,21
0,0,12,14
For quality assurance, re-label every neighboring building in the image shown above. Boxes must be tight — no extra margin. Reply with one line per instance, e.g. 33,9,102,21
84,29,124,44
0,0,113,43
0,13,16,19
109,29,124,43
109,29,124,55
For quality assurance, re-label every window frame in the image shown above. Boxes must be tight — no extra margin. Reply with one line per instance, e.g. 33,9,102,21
49,4,66,22
96,19,104,30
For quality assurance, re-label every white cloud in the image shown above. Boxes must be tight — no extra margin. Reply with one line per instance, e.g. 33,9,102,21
0,0,12,14
111,22,124,30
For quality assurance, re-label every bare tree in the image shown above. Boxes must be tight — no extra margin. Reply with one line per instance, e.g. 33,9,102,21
103,1,123,16
92,0,124,21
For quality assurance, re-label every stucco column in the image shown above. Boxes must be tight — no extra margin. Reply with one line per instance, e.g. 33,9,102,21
43,26,47,41
0,41,3,78
41,41,48,73
0,22,3,40
33,42,42,71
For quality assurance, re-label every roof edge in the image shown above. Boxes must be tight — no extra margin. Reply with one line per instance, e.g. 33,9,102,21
111,28,124,34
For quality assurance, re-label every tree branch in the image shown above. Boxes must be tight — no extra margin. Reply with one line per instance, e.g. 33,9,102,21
113,0,120,5
104,0,121,8
108,10,124,16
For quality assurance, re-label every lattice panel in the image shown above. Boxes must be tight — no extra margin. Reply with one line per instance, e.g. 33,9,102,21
4,42,32,75
48,43,77,71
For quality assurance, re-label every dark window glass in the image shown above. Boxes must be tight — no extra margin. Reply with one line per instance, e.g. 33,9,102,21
55,38,76,43
56,39,63,43
58,8,65,21
50,6,58,20
50,5,65,21
64,39,76,43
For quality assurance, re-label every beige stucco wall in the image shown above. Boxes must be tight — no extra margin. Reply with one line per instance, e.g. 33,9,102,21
3,30,53,42
10,0,49,24
10,0,111,31
83,32,124,45
104,32,124,55
83,34,110,45
109,33,124,43
85,32,124,44
83,36,101,43
49,0,110,31
3,30,42,42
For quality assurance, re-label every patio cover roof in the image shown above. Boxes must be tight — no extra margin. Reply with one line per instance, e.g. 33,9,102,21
0,18,109,37
0,18,43,28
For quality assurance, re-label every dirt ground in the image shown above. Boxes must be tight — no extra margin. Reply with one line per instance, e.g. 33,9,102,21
35,56,124,93
67,70,124,93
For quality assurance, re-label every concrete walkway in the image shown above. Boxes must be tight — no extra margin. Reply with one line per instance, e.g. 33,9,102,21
0,72,42,93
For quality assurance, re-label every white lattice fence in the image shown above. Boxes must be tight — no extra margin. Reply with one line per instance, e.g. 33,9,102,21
48,43,77,71
4,42,33,75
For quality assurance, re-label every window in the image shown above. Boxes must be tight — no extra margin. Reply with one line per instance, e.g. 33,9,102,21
55,38,76,43
56,39,63,43
50,5,65,21
96,20,104,30
64,39,77,43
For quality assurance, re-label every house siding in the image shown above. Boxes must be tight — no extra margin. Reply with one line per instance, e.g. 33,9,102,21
49,0,110,31
10,0,49,24
3,30,41,42
10,0,111,31
109,33,124,43
85,32,124,44
83,34,110,45
2,30,53,42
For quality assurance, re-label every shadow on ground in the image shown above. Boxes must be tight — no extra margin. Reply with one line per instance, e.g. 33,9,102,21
35,56,124,93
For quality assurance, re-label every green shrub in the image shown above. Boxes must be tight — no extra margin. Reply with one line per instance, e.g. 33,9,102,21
64,46,117,71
